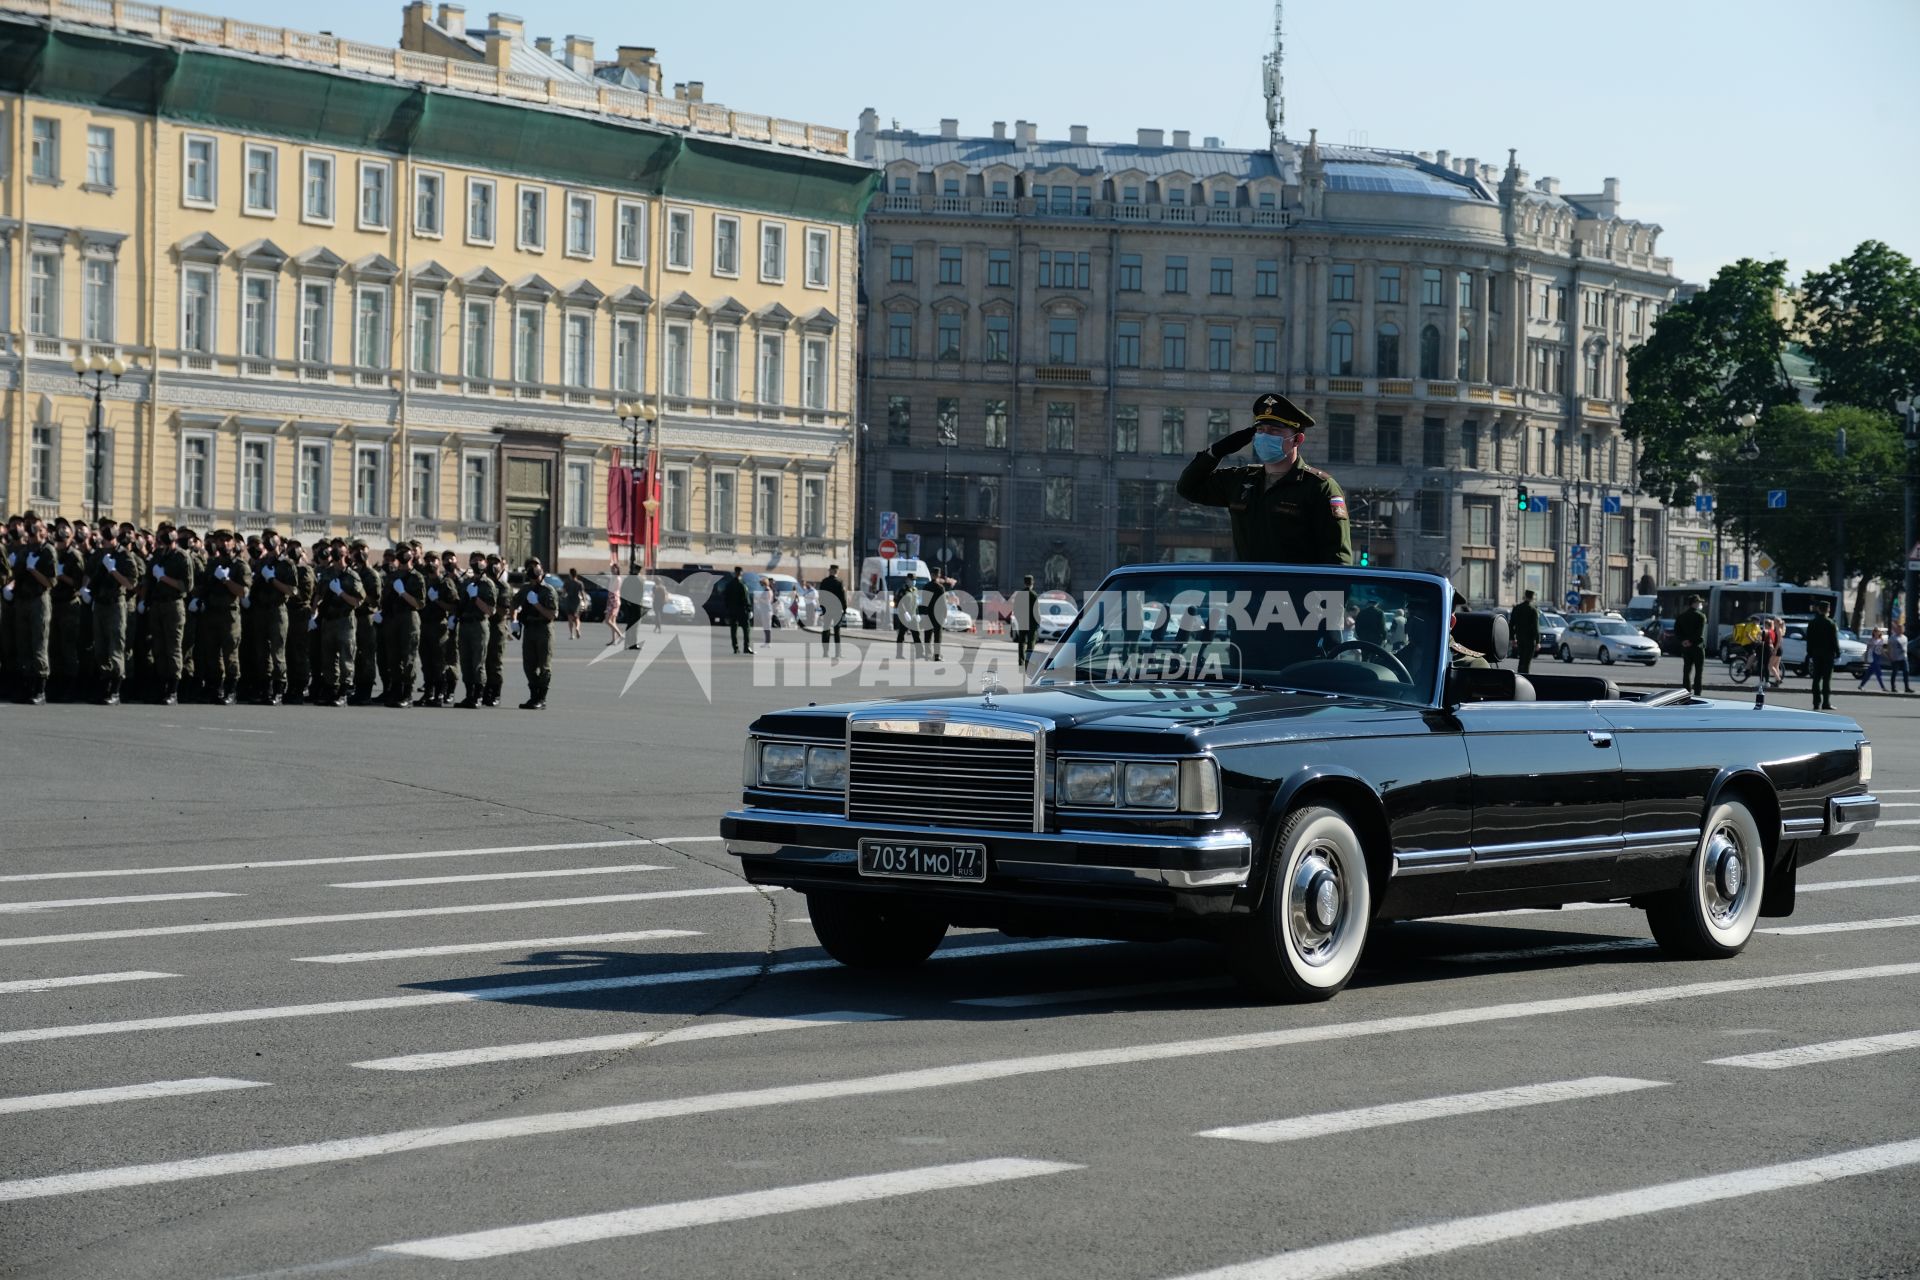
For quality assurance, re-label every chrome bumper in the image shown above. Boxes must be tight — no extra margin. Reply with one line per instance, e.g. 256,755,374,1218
1828,794,1879,837
722,806,1253,891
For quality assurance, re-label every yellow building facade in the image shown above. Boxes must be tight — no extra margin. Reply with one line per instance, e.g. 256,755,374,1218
0,0,875,574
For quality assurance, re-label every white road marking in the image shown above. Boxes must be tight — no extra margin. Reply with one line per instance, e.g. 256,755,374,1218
655,835,725,843
1437,939,1658,965
1878,802,1920,808
1833,843,1920,858
353,1011,899,1072
0,970,177,995
1802,875,1920,891
0,839,660,883
1879,818,1920,827
1707,1030,1920,1070
377,1158,1081,1261
0,938,1103,1046
0,891,241,914
0,1077,268,1116
0,885,768,950
293,930,701,964
1198,1077,1667,1145
1165,1137,1920,1280
1761,914,1920,937
956,977,1231,1007
329,864,666,889
6,961,1914,1203
1871,788,1920,794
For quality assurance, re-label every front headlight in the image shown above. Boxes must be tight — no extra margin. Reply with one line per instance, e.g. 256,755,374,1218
1860,741,1873,785
1060,760,1117,806
806,745,848,791
1122,761,1179,809
758,741,808,788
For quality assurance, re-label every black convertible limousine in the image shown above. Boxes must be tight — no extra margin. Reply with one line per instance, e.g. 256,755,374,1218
722,564,1879,1001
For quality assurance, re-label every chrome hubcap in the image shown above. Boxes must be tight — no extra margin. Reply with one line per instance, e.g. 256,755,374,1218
1289,847,1345,966
1703,829,1750,926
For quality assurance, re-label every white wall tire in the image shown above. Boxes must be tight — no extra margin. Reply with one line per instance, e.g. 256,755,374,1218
1231,805,1372,1001
1646,799,1766,959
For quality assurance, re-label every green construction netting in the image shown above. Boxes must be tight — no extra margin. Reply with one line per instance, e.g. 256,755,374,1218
414,94,676,196
669,136,881,224
164,51,421,154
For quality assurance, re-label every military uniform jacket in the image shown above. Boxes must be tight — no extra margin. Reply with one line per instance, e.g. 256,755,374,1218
1176,452,1353,566
149,547,194,602
1511,601,1540,649
88,544,143,599
203,555,252,612
486,574,511,629
354,564,380,617
317,567,360,620
1675,609,1706,648
518,581,558,627
10,539,54,597
1805,615,1840,663
458,573,495,623
291,562,315,611
420,572,448,622
52,544,85,603
253,555,290,607
385,568,426,620
721,576,750,617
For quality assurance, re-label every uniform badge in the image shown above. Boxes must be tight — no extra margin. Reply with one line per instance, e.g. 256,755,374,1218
1328,495,1348,520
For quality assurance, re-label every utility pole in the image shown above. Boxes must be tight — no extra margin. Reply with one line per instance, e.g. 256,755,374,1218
1902,400,1916,647
1261,0,1285,148
1831,424,1848,601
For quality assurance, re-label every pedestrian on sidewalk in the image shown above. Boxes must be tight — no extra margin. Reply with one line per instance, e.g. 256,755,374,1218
1889,622,1911,693
604,558,626,649
1675,594,1705,696
1805,599,1838,710
560,568,586,640
1857,627,1887,691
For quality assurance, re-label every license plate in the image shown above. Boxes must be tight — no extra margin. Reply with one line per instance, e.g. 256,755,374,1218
857,839,987,883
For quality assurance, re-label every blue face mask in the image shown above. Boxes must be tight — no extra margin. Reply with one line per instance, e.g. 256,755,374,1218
1252,432,1294,463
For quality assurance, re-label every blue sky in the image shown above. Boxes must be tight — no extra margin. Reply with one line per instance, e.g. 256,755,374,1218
219,0,1919,286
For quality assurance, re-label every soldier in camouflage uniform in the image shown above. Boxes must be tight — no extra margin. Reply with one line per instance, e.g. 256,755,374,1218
483,553,511,707
350,542,380,705
49,518,87,701
7,515,55,703
146,527,193,705
285,541,315,704
454,551,496,709
86,523,142,706
417,552,450,707
252,530,295,705
381,545,425,708
316,543,363,708
516,556,558,709
199,529,251,705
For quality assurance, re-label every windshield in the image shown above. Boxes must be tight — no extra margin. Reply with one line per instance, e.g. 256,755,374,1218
1597,621,1638,636
1541,613,1568,628
1030,568,1446,706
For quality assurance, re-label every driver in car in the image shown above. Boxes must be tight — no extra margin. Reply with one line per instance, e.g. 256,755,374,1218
1177,393,1353,566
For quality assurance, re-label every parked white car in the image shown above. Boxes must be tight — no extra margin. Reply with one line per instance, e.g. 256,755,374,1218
643,579,697,623
1557,617,1661,666
1034,597,1079,641
1779,623,1868,675
940,597,976,633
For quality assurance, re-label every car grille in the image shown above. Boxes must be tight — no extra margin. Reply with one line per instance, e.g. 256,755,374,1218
847,721,1042,831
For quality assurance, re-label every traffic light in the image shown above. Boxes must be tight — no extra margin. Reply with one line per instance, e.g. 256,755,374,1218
1516,484,1530,512
1358,549,1371,567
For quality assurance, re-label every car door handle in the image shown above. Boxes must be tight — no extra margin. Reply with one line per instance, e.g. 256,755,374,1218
1587,730,1614,748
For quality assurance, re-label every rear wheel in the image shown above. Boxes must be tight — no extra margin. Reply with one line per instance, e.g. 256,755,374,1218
1646,798,1766,958
806,891,947,969
1729,655,1752,684
1230,805,1372,1002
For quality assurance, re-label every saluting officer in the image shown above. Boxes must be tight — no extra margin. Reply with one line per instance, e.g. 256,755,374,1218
254,531,295,705
146,527,193,705
455,551,495,708
86,523,142,705
382,545,425,709
1177,393,1352,565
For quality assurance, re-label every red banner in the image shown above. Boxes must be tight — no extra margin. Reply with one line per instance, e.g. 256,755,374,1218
607,447,636,546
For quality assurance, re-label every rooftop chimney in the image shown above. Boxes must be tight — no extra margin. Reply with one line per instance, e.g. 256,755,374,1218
686,80,704,102
1171,129,1190,148
1536,176,1560,195
533,34,552,55
1137,128,1164,147
1434,149,1450,169
436,1,464,35
486,11,521,38
1203,136,1223,149
402,0,429,46
482,11,520,67
992,120,1006,140
1418,151,1434,163
1069,124,1088,145
672,82,686,100
940,118,959,139
562,33,593,71
1016,120,1037,145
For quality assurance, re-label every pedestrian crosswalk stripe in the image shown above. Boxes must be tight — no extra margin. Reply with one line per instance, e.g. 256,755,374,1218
377,1158,1082,1261
1164,1136,1920,1279
293,930,701,964
1762,914,1920,936
1706,1029,1920,1070
0,1077,268,1116
1834,843,1919,858
0,891,242,915
0,970,177,995
1799,875,1920,891
329,864,666,889
0,838,660,883
353,1011,899,1071
5,961,1913,1203
0,885,769,950
1197,1077,1667,1144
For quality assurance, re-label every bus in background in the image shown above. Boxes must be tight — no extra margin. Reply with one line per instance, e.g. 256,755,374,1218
1653,581,1841,658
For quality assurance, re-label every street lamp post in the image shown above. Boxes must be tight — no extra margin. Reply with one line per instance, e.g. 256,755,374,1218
72,353,129,524
1734,411,1759,581
615,401,656,578
1902,400,1916,646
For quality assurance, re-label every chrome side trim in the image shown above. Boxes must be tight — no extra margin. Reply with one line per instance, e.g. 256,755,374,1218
1828,794,1879,837
1390,828,1699,878
1781,817,1826,839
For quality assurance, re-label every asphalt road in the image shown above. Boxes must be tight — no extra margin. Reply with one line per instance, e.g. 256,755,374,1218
2,622,1916,1280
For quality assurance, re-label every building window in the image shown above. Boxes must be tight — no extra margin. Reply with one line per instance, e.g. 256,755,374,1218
1421,268,1443,306
984,313,1010,363
82,259,114,343
1115,320,1142,368
242,144,276,214
1418,490,1444,537
936,312,962,360
304,152,335,223
1375,323,1400,377
754,221,785,281
614,317,644,394
357,161,390,230
937,246,963,286
241,275,274,359
1114,405,1139,453
414,170,444,236
517,186,546,251
241,440,271,513
1582,431,1595,480
1162,322,1187,369
465,177,495,243
1206,408,1233,447
1458,271,1473,309
1043,476,1073,522
1207,324,1232,372
355,288,389,369
935,397,959,446
566,460,591,529
462,300,491,379
182,134,215,205
805,227,830,288
1328,321,1354,376
758,332,784,403
1254,326,1277,374
1376,415,1403,465
180,434,211,510
887,313,914,359
711,328,738,401
1164,256,1188,293
1160,407,1186,454
713,215,740,276
1048,315,1078,365
664,466,689,532
30,117,59,182
512,306,542,383
667,208,693,269
1117,253,1142,292
1466,500,1492,548
25,425,55,501
1326,413,1356,465
803,337,828,410
1608,439,1621,484
85,125,114,188
565,192,594,257
802,475,826,539
1209,258,1234,295
411,450,437,520
1377,266,1400,303
1329,263,1354,300
987,249,1012,287
564,313,593,387
1586,347,1605,397
1045,402,1075,451
1520,508,1550,550
299,282,331,365
410,295,438,374
1458,326,1472,381
1256,258,1280,298
1419,324,1442,380
1037,251,1089,289
179,266,212,352
711,470,738,535
1423,417,1447,468
984,400,1008,449
352,446,384,516
665,322,691,396
615,201,646,265
1555,286,1568,320
297,442,327,514
887,395,912,445
463,454,492,521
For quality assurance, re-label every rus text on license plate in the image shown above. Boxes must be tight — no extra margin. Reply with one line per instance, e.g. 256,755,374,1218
857,839,987,883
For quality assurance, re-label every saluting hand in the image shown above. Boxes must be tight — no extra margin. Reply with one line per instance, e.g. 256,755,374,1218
1209,425,1257,460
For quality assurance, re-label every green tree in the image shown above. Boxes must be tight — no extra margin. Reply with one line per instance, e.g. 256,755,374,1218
1622,258,1796,507
1799,240,1920,414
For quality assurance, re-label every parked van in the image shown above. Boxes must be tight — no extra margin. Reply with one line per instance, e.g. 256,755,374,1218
855,556,932,629
1652,581,1841,659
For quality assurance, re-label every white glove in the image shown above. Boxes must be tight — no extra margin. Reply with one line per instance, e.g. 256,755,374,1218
262,565,275,580
307,615,318,632
189,598,201,613
103,554,116,572
446,616,457,632
5,551,14,565
1,585,10,601
153,564,167,580
26,553,39,570
466,582,479,598
214,565,229,581
526,590,538,605
329,579,343,595
136,599,146,614
241,595,252,610
511,620,523,639
80,586,93,604
372,609,384,624
427,586,439,602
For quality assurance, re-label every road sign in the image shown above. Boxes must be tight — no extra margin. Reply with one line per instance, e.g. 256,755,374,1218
1601,496,1622,514
906,533,921,559
1695,494,1715,513
1564,590,1582,609
878,510,899,540
1570,544,1589,568
1697,539,1713,557
1767,490,1787,509
1724,564,1739,581
877,537,897,559
1527,496,1550,513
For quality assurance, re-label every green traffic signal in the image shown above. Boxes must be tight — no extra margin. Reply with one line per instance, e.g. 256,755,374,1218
1358,549,1371,567
1516,484,1530,512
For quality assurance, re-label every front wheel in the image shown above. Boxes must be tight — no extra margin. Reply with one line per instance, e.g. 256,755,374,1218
1599,647,1615,666
806,891,947,969
1729,656,1752,684
1646,798,1766,958
1559,644,1574,663
1230,805,1373,1002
